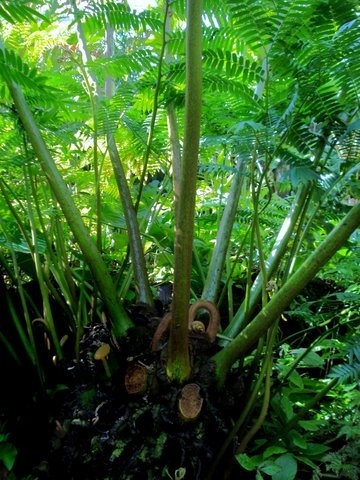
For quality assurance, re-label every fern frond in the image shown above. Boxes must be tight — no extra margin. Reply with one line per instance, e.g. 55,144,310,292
89,49,158,81
166,30,185,56
0,47,53,95
328,362,360,384
203,49,263,82
331,19,360,109
203,73,259,108
345,339,360,364
0,0,46,24
228,0,271,49
328,335,360,384
228,0,314,51
83,1,162,34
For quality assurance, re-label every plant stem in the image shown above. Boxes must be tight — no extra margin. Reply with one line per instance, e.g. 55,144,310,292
134,1,170,213
236,326,276,453
165,0,182,209
221,184,311,341
24,164,63,360
213,201,360,384
206,349,269,480
166,0,203,382
254,377,339,454
202,155,246,301
105,27,154,307
7,81,133,338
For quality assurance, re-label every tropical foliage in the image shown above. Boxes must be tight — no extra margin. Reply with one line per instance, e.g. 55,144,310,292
0,0,359,478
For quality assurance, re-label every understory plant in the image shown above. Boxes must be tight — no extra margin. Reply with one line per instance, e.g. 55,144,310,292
0,0,359,478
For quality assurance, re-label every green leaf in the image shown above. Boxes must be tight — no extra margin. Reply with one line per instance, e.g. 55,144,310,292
295,454,317,469
298,420,323,432
236,453,258,471
304,443,331,458
261,462,282,476
288,166,319,187
263,446,288,459
289,430,307,450
0,1,47,24
0,441,17,471
288,370,304,388
272,454,297,480
292,348,325,368
280,395,294,421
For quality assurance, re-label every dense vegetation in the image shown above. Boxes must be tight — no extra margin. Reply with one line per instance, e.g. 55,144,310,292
0,0,359,479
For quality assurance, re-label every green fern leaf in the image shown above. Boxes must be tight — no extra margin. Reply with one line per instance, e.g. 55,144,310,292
203,49,263,82
90,49,157,80
328,335,360,384
328,362,360,384
0,0,47,24
83,1,162,34
0,48,52,94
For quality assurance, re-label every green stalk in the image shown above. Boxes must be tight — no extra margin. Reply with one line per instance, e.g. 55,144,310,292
107,134,154,306
222,184,311,341
0,223,43,383
164,1,182,203
0,248,36,365
166,0,203,382
282,191,314,279
24,164,63,360
206,348,270,480
167,101,181,202
134,1,170,212
202,156,247,301
105,26,154,307
49,206,79,316
236,325,277,453
7,81,133,338
213,201,360,385
222,133,330,342
251,146,269,308
29,167,78,319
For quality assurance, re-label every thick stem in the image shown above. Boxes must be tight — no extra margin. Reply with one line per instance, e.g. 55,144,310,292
166,0,203,382
213,202,360,384
202,156,246,302
167,102,181,203
7,81,133,338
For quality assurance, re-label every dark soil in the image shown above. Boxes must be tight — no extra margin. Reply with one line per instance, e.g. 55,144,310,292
1,277,344,480
2,301,245,480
